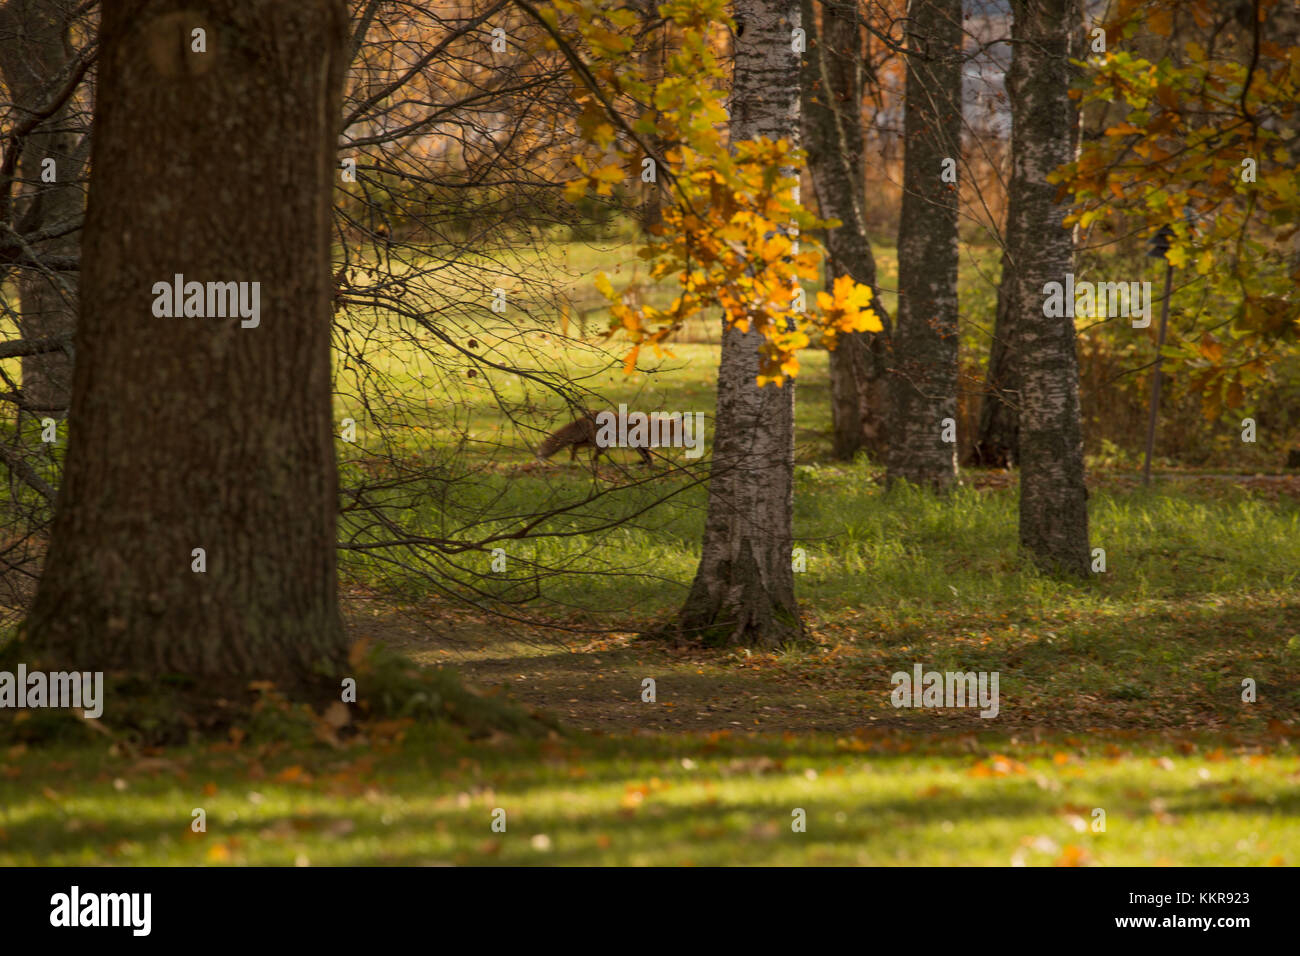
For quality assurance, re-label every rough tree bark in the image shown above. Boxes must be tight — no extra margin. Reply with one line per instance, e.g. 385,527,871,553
969,4,1026,470
887,0,961,489
801,0,891,461
26,0,352,683
1009,0,1090,575
0,0,86,414
678,0,803,647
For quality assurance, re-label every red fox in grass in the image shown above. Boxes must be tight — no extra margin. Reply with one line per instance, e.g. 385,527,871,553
535,407,707,466
535,410,653,466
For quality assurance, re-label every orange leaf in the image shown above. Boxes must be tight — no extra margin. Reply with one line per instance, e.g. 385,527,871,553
1055,844,1091,867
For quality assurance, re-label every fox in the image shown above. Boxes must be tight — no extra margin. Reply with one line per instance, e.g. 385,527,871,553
535,409,653,466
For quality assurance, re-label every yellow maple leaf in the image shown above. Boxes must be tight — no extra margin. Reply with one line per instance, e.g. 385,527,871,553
590,162,624,196
820,275,882,336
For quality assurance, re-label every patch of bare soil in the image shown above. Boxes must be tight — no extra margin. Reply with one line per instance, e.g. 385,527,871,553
342,594,883,734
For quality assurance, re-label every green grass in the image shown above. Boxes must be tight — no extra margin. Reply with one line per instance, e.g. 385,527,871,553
4,731,1295,866
339,419,1300,649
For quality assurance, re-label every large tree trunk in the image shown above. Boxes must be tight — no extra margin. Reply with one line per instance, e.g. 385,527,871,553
0,0,86,415
969,0,1040,471
26,0,351,683
1010,0,1089,576
801,0,891,461
678,0,802,647
968,10,1024,470
887,0,961,489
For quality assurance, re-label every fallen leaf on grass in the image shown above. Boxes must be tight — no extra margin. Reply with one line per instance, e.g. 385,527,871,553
206,843,232,862
1055,844,1092,867
969,754,1027,777
275,765,313,784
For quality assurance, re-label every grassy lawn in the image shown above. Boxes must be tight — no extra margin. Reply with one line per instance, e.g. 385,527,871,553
4,730,1297,866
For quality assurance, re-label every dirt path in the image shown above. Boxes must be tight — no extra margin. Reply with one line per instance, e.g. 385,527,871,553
346,598,875,734
343,590,1292,738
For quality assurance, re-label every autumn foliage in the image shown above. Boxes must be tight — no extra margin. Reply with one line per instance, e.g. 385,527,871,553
1056,0,1300,420
539,0,881,384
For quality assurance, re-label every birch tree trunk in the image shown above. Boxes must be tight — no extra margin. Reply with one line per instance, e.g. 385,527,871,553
678,0,803,647
801,0,891,461
26,0,352,684
1010,0,1090,575
969,8,1025,471
887,0,961,489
